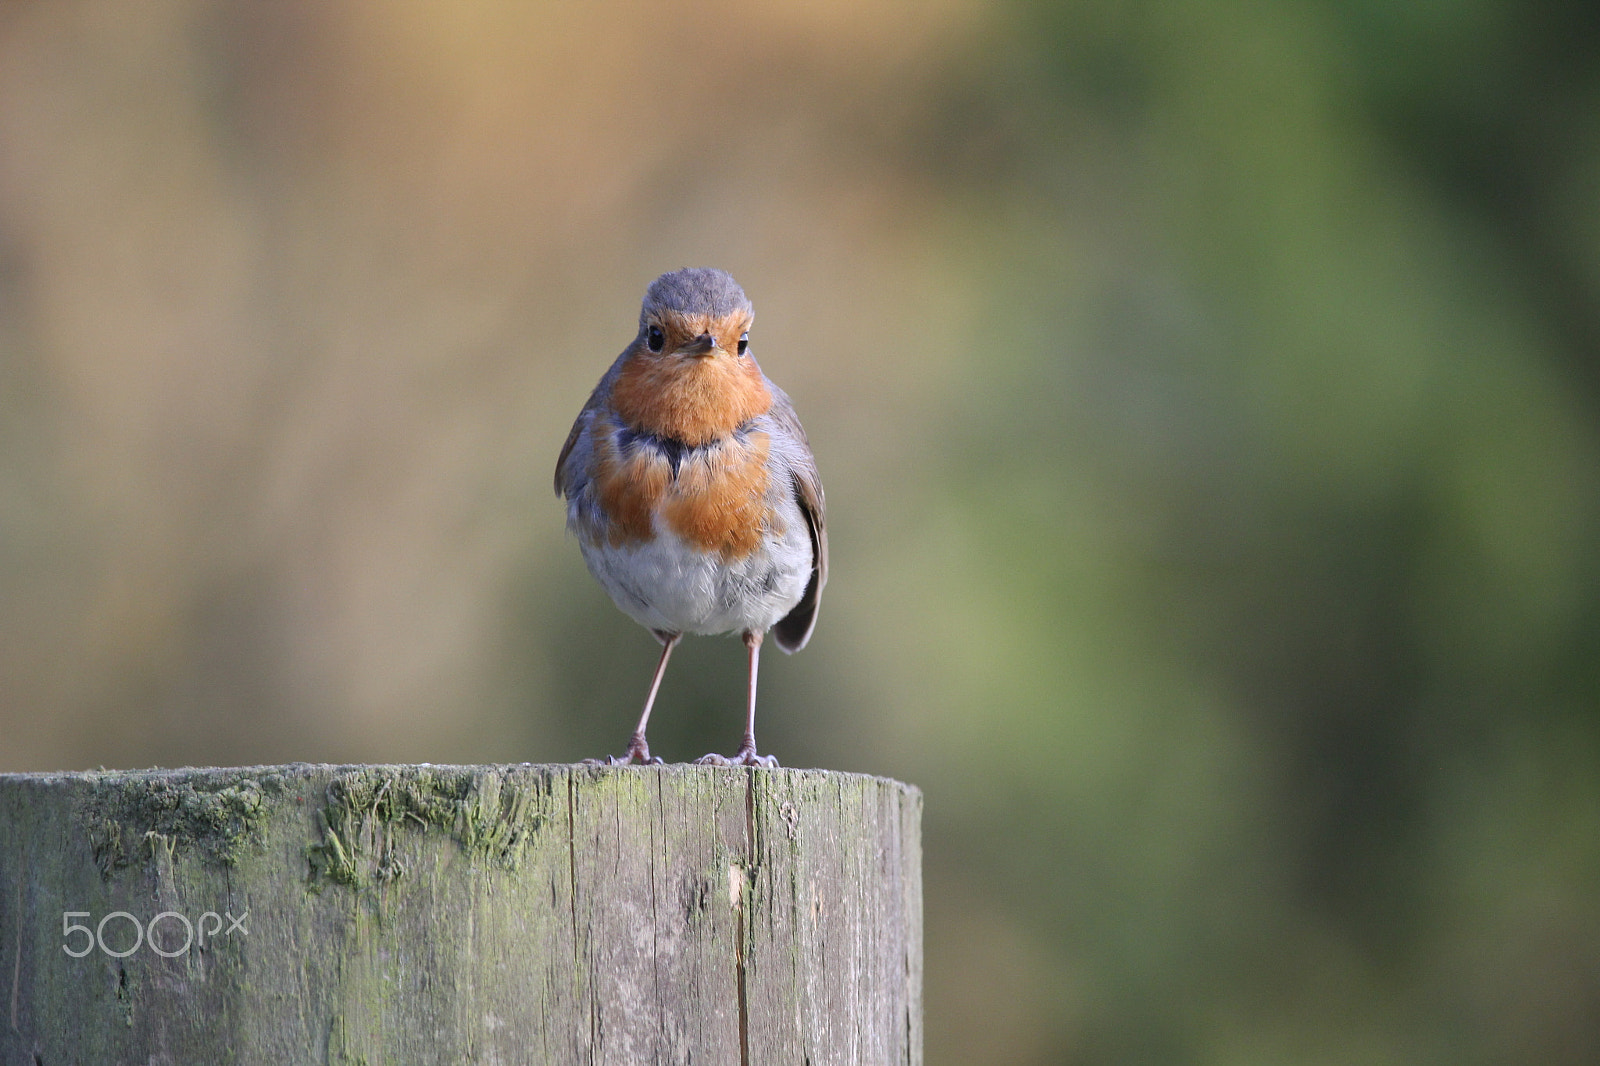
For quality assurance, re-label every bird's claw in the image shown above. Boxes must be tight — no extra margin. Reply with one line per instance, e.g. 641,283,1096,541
694,747,778,768
584,738,662,766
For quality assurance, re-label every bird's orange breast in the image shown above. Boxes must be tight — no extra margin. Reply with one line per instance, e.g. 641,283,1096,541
607,345,772,447
588,418,778,560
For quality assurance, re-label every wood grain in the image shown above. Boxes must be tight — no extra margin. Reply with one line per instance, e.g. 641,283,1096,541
0,763,921,1065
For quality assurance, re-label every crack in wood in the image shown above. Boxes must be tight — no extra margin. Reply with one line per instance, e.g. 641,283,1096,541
736,768,755,1066
10,876,22,1033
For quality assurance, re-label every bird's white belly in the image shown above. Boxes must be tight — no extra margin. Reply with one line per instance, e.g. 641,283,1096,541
578,509,811,637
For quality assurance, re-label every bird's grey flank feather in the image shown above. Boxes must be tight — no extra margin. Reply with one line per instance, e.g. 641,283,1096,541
764,380,827,653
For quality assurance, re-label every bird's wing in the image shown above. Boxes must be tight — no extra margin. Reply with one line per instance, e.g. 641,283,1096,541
554,352,627,498
765,383,827,653
553,409,591,497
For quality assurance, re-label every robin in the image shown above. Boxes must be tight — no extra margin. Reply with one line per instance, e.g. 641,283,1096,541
555,268,827,766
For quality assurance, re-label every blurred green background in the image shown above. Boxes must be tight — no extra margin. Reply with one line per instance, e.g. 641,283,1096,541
4,0,1599,1061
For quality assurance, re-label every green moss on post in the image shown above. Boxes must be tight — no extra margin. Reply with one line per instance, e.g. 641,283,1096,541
0,764,922,1065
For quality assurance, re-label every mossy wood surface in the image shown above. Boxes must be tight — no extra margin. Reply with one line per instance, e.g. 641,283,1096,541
0,763,921,1065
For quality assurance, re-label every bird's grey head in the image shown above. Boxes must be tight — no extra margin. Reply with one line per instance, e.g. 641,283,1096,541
640,268,753,323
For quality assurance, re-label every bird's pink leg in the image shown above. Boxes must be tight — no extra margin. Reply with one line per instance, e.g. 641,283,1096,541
696,630,778,767
596,632,678,766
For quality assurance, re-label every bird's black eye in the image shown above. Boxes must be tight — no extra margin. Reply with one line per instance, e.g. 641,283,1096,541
646,325,665,352
737,331,749,355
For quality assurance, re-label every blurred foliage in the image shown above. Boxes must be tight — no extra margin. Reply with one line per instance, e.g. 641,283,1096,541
2,0,1599,1062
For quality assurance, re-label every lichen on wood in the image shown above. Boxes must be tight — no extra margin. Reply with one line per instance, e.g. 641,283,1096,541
305,764,552,889
76,766,291,876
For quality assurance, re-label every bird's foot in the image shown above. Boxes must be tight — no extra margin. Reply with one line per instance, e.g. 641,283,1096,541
583,735,663,766
694,744,778,768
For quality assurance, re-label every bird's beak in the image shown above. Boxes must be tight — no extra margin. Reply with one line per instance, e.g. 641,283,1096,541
680,332,718,356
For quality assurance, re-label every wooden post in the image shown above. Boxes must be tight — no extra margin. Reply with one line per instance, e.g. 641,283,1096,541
0,763,921,1065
